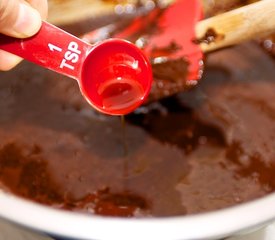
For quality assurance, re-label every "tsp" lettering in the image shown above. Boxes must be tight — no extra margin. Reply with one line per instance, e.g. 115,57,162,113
60,42,81,70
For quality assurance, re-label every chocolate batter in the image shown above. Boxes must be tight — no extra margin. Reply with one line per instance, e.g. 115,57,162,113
0,2,275,217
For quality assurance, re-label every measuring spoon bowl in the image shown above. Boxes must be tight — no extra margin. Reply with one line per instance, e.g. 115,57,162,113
80,39,152,115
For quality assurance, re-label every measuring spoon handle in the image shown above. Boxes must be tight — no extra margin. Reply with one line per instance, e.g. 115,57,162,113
0,21,92,80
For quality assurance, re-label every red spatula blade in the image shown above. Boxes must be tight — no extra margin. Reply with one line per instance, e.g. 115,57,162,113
83,0,204,85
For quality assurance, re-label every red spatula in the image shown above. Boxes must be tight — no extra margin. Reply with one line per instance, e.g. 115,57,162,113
83,0,275,101
0,22,152,115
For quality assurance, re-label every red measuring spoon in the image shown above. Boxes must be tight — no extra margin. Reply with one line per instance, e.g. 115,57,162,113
0,22,152,115
82,0,204,86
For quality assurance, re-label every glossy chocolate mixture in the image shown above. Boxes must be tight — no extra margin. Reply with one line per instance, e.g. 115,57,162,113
0,7,275,217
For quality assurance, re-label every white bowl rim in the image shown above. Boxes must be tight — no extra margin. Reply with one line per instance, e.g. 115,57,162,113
0,190,275,240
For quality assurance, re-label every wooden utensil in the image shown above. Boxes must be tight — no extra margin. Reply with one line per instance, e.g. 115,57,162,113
197,0,275,52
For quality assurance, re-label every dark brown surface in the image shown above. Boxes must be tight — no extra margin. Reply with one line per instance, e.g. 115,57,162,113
0,40,275,217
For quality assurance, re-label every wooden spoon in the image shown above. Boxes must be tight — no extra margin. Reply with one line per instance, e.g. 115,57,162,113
197,0,275,52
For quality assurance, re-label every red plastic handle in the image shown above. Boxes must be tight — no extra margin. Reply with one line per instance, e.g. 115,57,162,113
0,21,92,80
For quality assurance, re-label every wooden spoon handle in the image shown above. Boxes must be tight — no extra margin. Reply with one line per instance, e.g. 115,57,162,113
196,0,275,53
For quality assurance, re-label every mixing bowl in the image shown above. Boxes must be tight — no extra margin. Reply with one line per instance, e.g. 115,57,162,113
0,0,274,239
0,190,275,239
